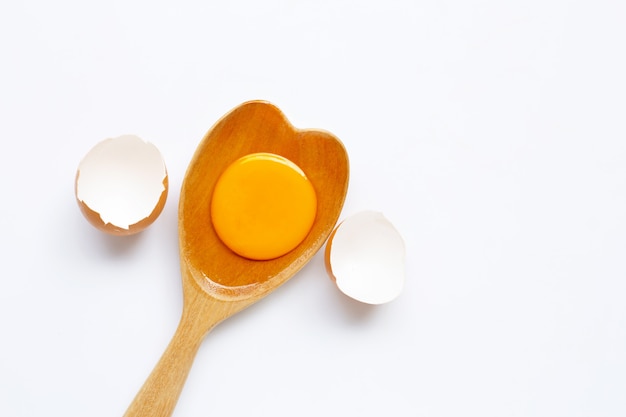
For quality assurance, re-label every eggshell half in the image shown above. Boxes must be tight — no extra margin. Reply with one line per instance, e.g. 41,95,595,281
325,211,405,304
75,135,168,235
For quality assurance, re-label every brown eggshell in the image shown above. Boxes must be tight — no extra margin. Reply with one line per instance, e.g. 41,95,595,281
324,211,405,304
75,135,168,235
75,173,168,236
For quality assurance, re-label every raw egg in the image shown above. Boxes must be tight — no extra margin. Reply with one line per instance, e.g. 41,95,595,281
75,134,168,235
210,152,317,260
325,211,405,304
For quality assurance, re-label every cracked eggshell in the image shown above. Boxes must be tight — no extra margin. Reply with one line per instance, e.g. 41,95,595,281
75,135,168,235
325,211,405,304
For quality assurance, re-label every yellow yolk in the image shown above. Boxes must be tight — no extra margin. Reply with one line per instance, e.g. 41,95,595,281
210,153,317,260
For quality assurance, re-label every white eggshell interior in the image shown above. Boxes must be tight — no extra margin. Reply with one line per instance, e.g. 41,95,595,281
76,135,167,230
329,211,406,304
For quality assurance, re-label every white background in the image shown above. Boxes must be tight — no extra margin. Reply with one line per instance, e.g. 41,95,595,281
1,1,626,416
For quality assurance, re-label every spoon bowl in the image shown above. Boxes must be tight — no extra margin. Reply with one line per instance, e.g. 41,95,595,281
123,101,349,417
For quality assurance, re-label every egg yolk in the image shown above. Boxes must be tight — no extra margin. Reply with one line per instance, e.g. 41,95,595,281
210,153,317,260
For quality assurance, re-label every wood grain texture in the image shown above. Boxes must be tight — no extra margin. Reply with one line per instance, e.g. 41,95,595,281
123,100,349,417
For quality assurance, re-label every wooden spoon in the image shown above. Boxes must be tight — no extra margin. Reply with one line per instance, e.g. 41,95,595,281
123,100,349,417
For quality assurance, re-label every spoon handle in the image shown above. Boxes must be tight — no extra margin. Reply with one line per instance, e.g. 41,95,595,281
122,313,207,417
